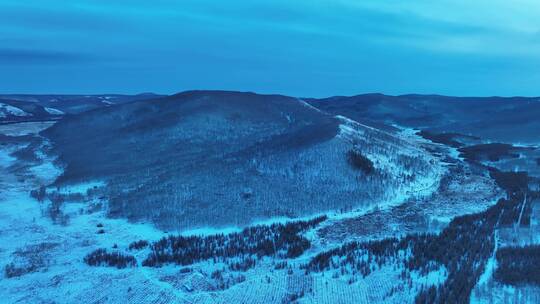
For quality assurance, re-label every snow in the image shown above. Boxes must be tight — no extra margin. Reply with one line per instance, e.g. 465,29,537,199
297,98,324,113
0,103,30,117
336,117,445,213
44,107,64,115
411,265,448,287
2,136,438,303
0,121,56,136
100,96,117,105
471,277,540,303
0,116,520,303
0,143,172,303
0,148,16,166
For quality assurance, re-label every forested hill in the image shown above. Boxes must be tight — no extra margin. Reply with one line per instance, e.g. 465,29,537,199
41,90,439,230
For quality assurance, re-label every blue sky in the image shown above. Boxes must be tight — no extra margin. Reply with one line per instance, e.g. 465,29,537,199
1,0,540,97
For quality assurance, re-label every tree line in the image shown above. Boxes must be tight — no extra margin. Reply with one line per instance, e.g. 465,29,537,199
141,216,327,269
84,248,137,269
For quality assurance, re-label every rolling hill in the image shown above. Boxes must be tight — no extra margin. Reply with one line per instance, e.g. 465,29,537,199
42,90,440,230
0,93,162,123
307,94,540,144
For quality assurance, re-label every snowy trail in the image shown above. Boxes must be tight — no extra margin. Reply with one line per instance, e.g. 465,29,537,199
477,230,499,287
517,194,527,227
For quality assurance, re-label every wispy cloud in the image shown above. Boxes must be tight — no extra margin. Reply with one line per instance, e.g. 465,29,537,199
1,0,539,96
0,48,92,65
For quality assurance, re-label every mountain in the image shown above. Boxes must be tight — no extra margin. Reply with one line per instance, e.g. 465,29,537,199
0,93,163,120
42,90,440,230
306,94,540,144
0,98,62,123
4,90,537,304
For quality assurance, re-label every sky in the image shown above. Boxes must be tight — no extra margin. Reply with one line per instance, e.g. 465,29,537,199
1,0,540,97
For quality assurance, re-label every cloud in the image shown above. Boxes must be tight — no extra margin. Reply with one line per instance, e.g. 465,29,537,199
1,0,539,96
0,48,92,65
0,3,128,32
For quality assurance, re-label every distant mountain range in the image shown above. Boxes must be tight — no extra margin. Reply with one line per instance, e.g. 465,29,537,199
306,94,540,144
4,91,537,143
0,93,162,123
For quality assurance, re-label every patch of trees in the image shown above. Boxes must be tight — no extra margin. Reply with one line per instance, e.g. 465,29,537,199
496,197,525,227
141,216,327,269
47,193,70,226
417,131,467,148
305,237,407,277
84,248,137,269
494,245,540,286
128,240,149,250
458,143,526,162
4,263,34,279
347,149,374,174
489,168,529,195
30,186,47,202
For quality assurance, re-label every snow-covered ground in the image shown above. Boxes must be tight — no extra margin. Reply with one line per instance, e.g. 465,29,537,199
0,143,440,304
0,103,30,118
0,120,522,303
44,107,64,115
0,121,56,136
0,142,178,303
0,123,448,303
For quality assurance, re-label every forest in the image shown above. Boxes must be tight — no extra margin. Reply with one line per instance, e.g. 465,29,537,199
307,169,530,304
458,143,528,163
346,149,375,174
494,245,540,286
141,216,327,269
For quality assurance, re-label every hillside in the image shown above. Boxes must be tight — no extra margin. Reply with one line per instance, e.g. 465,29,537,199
41,90,440,230
307,94,540,144
0,93,162,118
0,98,62,123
